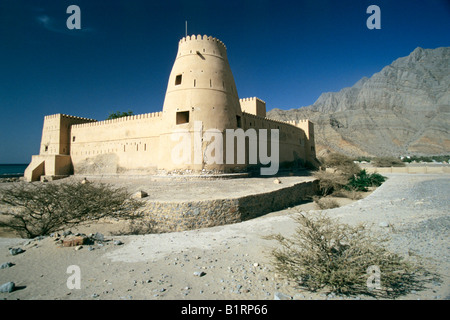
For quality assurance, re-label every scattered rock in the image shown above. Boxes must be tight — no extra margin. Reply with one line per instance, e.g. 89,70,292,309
274,292,292,300
113,240,124,246
0,282,15,293
63,236,87,247
273,178,282,184
379,221,390,228
9,248,25,255
0,262,14,269
81,178,89,184
193,271,206,277
133,190,148,199
92,232,105,242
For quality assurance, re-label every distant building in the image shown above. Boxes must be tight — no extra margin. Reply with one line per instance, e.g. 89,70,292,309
25,35,317,181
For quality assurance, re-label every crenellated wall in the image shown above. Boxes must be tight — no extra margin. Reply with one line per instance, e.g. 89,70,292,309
240,97,266,118
70,111,163,175
240,112,315,167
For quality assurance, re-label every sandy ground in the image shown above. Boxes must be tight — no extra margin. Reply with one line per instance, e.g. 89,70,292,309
0,173,448,301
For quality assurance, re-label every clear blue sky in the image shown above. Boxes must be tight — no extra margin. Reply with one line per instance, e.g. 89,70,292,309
1,0,449,163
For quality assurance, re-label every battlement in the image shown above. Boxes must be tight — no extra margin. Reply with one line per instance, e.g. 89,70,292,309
241,111,313,131
177,34,228,59
239,97,266,104
71,111,163,129
44,113,97,122
179,34,227,50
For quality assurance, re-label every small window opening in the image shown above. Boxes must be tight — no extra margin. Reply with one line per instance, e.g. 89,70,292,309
236,115,242,128
45,145,48,152
176,111,190,125
175,74,182,85
72,136,76,142
194,79,196,87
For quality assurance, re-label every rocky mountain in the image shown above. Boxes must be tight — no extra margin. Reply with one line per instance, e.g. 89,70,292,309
268,47,450,157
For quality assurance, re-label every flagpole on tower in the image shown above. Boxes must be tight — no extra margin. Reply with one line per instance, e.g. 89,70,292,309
185,21,187,37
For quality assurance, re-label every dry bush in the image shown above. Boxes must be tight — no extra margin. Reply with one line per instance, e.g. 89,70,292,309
372,157,405,167
321,153,361,177
315,153,363,196
267,213,435,298
0,181,144,238
332,188,363,200
314,197,340,210
313,170,349,196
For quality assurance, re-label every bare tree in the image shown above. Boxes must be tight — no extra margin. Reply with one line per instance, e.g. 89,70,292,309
0,181,144,238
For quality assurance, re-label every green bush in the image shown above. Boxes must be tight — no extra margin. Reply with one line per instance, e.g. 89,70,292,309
346,169,387,192
267,213,435,297
353,156,373,162
107,110,134,120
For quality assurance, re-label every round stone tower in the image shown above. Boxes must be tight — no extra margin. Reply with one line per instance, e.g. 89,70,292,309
159,34,244,172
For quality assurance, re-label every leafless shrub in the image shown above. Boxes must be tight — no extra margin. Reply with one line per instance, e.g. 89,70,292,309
315,153,362,196
0,181,144,238
267,213,436,298
320,153,361,177
313,170,349,196
314,197,340,210
332,188,364,200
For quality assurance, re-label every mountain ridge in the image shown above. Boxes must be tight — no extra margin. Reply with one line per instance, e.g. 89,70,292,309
267,46,450,157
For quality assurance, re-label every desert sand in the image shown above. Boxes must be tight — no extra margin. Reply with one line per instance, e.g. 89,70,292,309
0,173,448,301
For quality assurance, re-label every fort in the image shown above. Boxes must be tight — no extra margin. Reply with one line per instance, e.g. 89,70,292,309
24,34,317,182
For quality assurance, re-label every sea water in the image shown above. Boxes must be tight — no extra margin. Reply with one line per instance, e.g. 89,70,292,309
0,164,28,178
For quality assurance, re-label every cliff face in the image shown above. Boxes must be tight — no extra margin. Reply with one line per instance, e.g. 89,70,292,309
268,47,450,157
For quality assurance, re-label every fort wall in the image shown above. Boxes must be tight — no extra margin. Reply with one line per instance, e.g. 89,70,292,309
24,35,317,181
70,112,163,174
